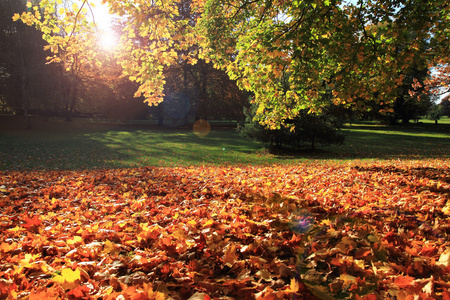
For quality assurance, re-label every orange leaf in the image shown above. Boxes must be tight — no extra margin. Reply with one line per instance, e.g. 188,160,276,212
29,286,61,300
22,215,42,232
0,242,17,253
67,285,90,298
394,275,415,289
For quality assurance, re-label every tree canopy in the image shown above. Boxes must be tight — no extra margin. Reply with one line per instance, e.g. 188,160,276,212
15,0,450,128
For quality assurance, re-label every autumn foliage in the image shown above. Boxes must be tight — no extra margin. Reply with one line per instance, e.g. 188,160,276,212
0,160,449,299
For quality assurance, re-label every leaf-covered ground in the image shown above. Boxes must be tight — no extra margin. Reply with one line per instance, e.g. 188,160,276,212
1,160,449,299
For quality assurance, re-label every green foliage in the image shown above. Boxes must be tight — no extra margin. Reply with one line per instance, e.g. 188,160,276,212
12,0,450,130
428,103,442,123
239,103,344,151
441,98,450,117
199,0,450,128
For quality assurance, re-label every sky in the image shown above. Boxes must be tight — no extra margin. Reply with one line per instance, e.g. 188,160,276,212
88,0,118,50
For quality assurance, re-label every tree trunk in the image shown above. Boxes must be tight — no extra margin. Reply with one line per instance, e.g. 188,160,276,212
18,30,31,130
157,103,164,126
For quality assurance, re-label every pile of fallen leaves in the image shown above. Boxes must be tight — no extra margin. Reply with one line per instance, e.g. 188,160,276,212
0,159,449,299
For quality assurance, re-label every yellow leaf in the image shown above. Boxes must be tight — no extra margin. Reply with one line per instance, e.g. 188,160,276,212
143,283,166,300
286,278,299,292
103,240,119,255
67,236,83,246
256,103,265,115
12,13,21,22
26,1,32,8
52,268,81,290
19,253,39,268
320,219,332,226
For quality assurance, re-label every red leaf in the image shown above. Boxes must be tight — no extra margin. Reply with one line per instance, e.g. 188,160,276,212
22,215,42,232
67,285,90,298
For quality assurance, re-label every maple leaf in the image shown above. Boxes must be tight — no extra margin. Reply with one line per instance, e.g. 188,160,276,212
103,240,120,255
67,285,90,298
142,283,166,300
67,236,83,246
19,253,40,268
223,243,238,267
1,161,450,299
52,268,81,290
22,215,42,233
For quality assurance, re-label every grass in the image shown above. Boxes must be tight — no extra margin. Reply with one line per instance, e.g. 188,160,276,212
0,116,449,171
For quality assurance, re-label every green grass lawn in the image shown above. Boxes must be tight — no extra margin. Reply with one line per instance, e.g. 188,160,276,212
0,116,449,171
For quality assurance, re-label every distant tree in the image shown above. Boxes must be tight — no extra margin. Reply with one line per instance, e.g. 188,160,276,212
240,103,344,151
0,0,49,128
14,0,103,121
163,59,248,125
428,103,442,124
441,97,450,117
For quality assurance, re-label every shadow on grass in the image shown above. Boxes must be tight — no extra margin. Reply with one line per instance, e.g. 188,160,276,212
0,116,449,171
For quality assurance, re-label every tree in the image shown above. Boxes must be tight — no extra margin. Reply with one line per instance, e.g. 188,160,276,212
0,0,65,128
240,102,344,151
441,97,450,117
14,0,103,121
163,59,248,124
428,103,442,124
198,0,449,128
15,0,450,129
387,65,433,124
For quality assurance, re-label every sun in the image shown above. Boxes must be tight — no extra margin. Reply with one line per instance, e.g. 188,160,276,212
99,30,118,51
90,0,118,51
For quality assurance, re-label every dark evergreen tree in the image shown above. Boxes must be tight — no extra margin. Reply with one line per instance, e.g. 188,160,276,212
239,103,344,151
